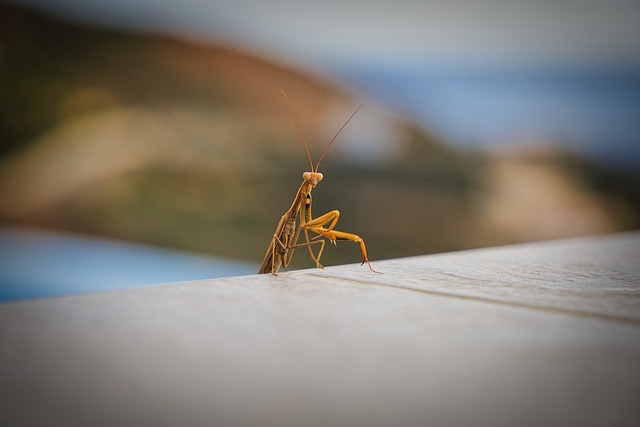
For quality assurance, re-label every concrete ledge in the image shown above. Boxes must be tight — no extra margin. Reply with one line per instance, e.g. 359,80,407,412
1,232,639,427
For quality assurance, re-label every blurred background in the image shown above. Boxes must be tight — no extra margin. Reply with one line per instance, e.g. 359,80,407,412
1,0,639,299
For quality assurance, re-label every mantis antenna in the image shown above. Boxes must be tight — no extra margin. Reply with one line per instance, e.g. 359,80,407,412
281,90,314,172
281,90,367,172
315,100,367,172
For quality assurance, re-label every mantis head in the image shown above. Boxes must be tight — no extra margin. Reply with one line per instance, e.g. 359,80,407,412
303,171,324,186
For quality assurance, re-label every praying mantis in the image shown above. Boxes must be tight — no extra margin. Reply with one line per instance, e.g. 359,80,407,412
258,91,382,275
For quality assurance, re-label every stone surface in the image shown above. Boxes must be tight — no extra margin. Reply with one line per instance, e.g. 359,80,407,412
1,232,639,427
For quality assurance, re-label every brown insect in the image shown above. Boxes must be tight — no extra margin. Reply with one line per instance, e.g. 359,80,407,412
258,91,382,275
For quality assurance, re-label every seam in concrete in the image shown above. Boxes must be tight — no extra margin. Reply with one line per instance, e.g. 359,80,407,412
307,272,640,326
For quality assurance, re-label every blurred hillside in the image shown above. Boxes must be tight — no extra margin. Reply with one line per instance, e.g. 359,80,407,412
1,3,638,269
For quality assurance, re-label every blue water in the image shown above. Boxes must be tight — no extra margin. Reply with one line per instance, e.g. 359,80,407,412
0,227,257,302
334,64,640,171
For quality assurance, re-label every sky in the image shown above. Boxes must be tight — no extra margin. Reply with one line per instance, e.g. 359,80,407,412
7,0,640,69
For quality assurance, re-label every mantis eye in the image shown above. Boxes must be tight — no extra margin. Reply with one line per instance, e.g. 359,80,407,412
303,172,311,180
315,173,323,182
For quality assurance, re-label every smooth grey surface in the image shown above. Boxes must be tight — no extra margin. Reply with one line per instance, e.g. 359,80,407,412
319,232,640,322
1,232,639,427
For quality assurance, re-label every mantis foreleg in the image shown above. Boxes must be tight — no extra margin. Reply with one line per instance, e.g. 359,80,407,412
302,209,381,274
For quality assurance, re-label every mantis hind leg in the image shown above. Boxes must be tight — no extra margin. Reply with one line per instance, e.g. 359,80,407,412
304,229,325,268
288,237,326,269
